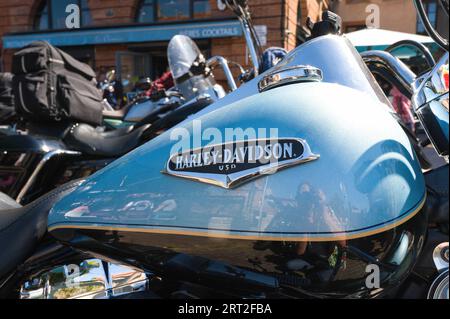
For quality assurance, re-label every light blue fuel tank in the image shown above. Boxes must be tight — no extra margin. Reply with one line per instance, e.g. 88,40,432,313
49,81,425,238
47,36,428,297
48,35,426,242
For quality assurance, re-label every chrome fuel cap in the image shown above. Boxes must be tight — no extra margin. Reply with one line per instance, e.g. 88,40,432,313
258,65,323,92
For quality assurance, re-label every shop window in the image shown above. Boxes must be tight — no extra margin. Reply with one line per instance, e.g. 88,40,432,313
193,0,211,19
344,24,366,33
296,0,305,45
157,0,190,21
136,0,211,23
34,0,92,31
417,0,438,35
136,0,156,23
116,52,150,93
35,2,49,30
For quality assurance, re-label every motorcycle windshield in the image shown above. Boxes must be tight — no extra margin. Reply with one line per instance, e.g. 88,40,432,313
167,35,202,80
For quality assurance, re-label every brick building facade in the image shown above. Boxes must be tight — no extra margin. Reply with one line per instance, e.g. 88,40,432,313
331,0,449,38
0,0,328,87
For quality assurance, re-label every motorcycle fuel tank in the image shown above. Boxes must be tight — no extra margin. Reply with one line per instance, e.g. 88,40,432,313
48,36,427,297
48,81,426,236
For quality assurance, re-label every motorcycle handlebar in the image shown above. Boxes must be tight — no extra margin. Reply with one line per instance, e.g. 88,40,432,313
206,56,238,91
361,50,417,97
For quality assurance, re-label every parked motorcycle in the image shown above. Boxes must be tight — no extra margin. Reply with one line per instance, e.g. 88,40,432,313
98,69,124,110
0,0,279,207
0,0,447,299
101,35,234,129
0,34,238,205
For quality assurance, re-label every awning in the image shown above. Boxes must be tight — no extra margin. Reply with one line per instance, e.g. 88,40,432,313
2,20,242,49
345,28,434,48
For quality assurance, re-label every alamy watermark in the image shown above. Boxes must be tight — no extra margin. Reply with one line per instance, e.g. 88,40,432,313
366,4,381,29
65,4,81,29
65,263,80,288
169,120,282,169
365,264,381,289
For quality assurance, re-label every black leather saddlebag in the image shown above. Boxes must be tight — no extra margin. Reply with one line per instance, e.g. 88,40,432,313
0,72,14,109
12,41,103,125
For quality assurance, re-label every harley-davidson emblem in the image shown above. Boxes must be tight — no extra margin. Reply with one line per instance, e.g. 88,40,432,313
164,138,319,188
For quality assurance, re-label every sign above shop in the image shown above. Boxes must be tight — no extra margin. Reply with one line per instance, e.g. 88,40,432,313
254,25,267,46
3,20,243,49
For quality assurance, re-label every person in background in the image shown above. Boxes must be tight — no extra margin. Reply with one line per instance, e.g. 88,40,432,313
145,70,174,99
390,85,416,134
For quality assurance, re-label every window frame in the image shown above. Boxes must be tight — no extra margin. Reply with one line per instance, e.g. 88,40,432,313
135,0,211,23
135,0,157,24
34,0,91,31
416,0,439,34
192,0,212,19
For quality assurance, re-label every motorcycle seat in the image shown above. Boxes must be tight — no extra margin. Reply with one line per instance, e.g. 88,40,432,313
102,97,150,120
0,180,83,279
63,123,151,157
102,108,127,120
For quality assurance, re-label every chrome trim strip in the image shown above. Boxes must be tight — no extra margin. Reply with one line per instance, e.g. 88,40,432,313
16,149,82,204
258,65,323,92
48,58,64,64
18,82,31,114
21,56,26,73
